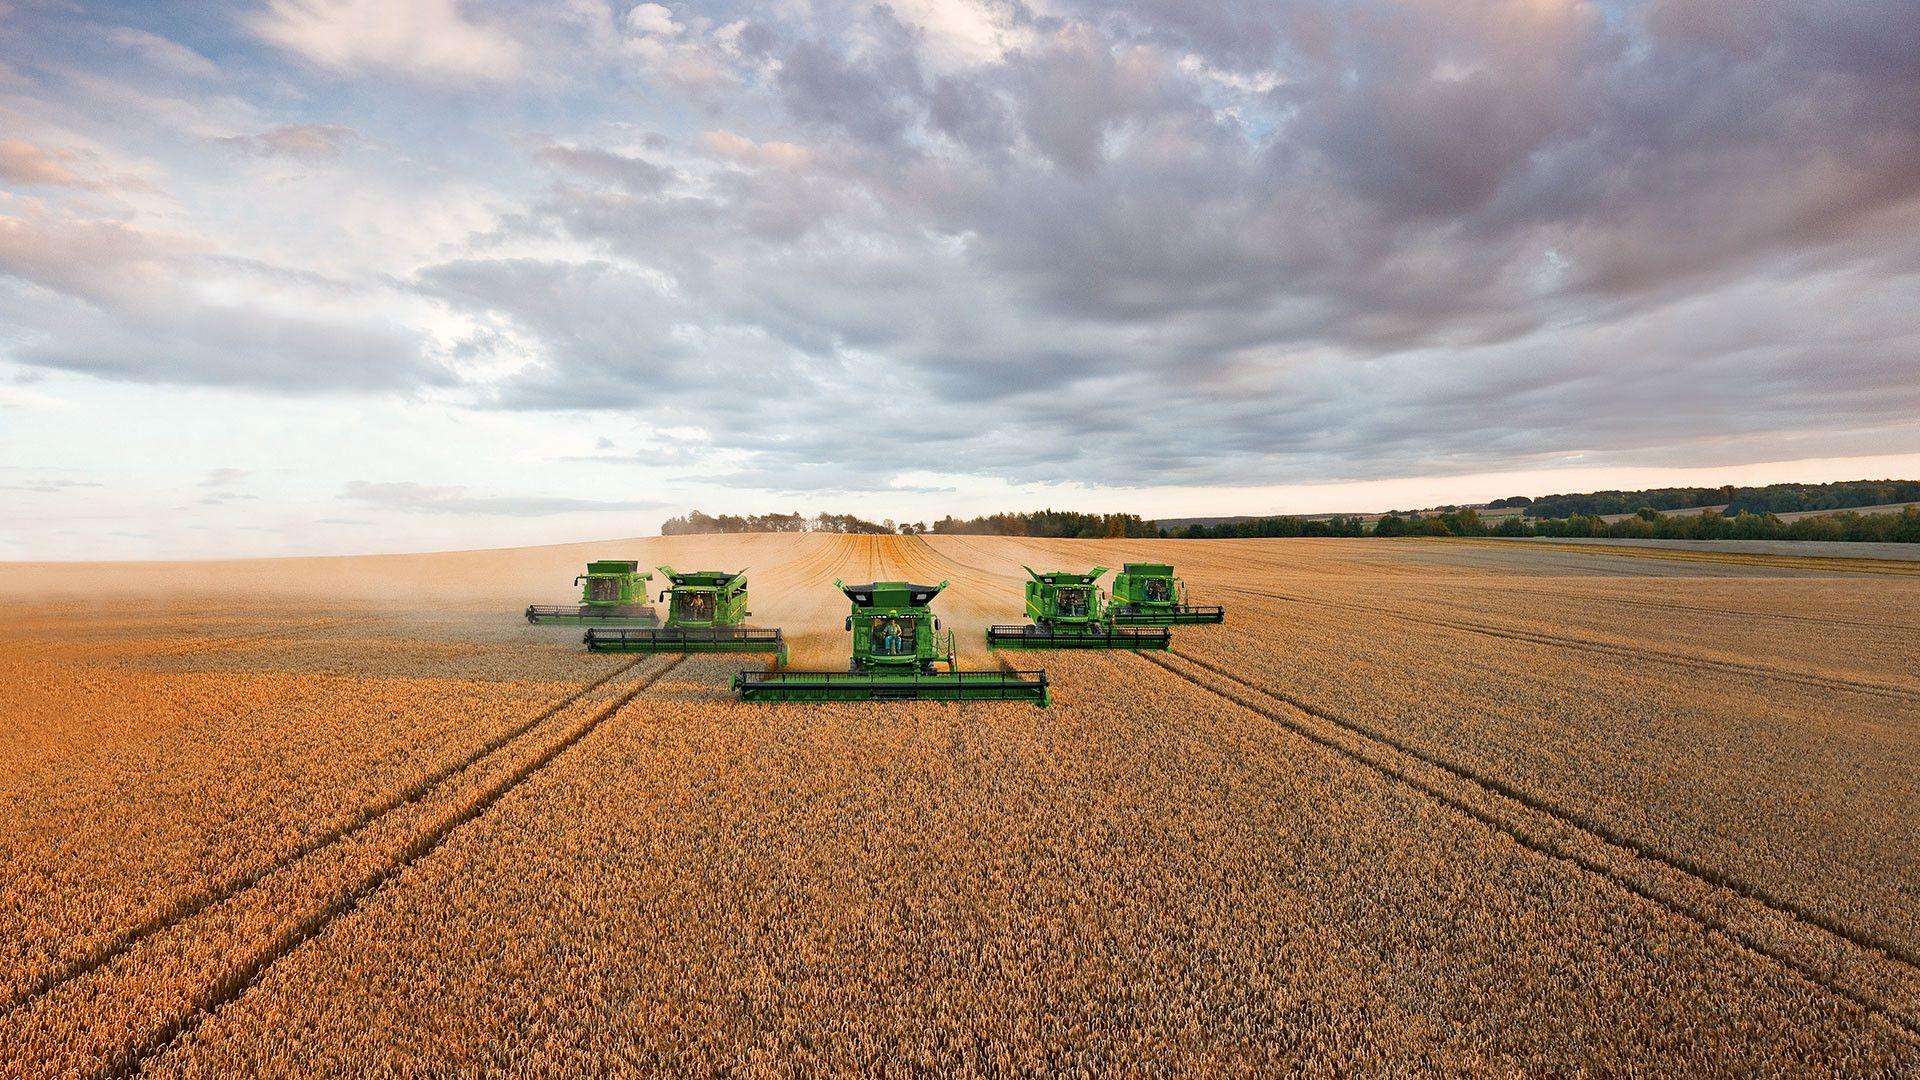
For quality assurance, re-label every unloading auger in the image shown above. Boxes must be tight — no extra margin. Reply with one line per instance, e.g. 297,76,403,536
525,560,661,626
583,567,787,665
733,579,1049,706
986,566,1170,651
1106,562,1226,626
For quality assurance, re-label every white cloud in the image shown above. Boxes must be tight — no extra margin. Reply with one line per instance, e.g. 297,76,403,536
624,3,678,37
341,480,666,516
105,27,220,78
877,0,1034,72
249,0,524,82
0,139,89,188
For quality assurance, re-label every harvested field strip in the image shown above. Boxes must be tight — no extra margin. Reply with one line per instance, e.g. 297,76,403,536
1232,587,1920,705
0,652,650,1015
158,616,376,657
1143,650,1920,1036
1477,586,1920,635
1446,538,1920,577
3,657,686,1079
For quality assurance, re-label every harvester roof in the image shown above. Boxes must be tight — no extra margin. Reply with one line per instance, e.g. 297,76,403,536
1024,566,1109,585
658,567,744,587
838,580,947,608
586,560,642,574
1122,562,1174,576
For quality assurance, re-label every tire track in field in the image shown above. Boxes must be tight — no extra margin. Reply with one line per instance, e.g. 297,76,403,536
1140,650,1920,1039
158,615,377,658
901,538,1058,676
1231,587,1920,705
0,652,654,1016
100,655,686,1078
1444,538,1920,577
1486,587,1920,636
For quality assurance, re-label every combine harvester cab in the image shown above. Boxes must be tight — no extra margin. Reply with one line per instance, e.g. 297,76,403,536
582,567,787,666
1107,563,1226,626
525,560,660,626
734,579,1049,706
987,567,1170,651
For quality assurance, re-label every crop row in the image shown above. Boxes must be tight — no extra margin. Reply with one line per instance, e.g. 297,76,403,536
0,613,628,1010
136,655,1916,1075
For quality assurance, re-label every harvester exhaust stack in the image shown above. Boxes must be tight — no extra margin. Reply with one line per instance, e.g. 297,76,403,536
1107,563,1225,626
734,579,1048,706
986,566,1171,651
583,567,786,665
525,560,660,626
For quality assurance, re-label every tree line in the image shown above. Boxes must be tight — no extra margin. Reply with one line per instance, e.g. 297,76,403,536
660,511,897,535
1373,507,1920,543
1510,479,1920,519
660,497,1920,544
658,509,1156,538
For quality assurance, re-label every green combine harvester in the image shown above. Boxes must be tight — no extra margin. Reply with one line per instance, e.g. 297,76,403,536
1107,562,1226,626
986,567,1170,651
734,579,1049,706
525,560,660,626
583,567,787,665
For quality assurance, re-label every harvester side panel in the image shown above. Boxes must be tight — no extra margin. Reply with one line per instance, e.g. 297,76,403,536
986,625,1171,651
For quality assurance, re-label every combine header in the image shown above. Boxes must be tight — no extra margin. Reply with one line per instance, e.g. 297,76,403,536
525,560,659,626
986,567,1170,651
584,567,786,665
734,580,1048,706
1107,563,1226,626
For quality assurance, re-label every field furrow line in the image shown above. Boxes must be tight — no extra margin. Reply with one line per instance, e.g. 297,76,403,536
1418,617,1920,703
0,652,653,1016
1234,587,1920,704
159,615,376,657
1473,587,1920,635
1,656,686,1080
121,656,687,1076
1443,538,1920,577
1142,650,1920,1039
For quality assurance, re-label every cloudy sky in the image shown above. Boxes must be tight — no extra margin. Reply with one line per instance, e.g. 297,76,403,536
2,0,1918,558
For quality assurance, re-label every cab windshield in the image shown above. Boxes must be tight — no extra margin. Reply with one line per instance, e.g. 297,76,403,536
586,577,622,602
869,616,915,656
1056,587,1090,617
676,592,717,621
1142,578,1173,603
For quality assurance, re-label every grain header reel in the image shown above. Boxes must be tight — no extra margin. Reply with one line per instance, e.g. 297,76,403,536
525,560,660,626
584,567,787,665
1107,563,1225,626
734,580,1048,706
987,567,1170,651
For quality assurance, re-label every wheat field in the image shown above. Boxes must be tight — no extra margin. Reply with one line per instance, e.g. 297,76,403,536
1,535,1916,1075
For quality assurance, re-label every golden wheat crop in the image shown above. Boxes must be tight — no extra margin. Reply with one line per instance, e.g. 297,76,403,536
1,535,1916,1075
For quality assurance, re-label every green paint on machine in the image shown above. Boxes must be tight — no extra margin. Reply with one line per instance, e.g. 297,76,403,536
524,560,660,626
735,579,1048,706
986,567,1171,651
1107,563,1226,626
583,567,787,665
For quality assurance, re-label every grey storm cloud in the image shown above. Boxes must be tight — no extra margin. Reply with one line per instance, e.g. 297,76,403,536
432,0,1920,488
4,0,1919,492
340,481,666,517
